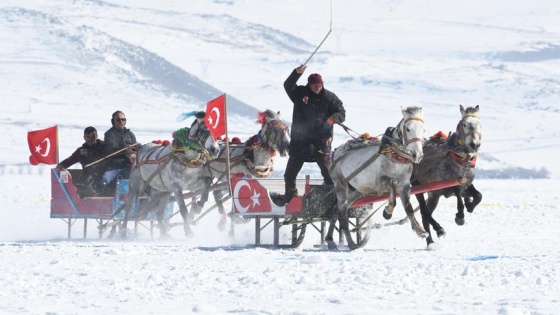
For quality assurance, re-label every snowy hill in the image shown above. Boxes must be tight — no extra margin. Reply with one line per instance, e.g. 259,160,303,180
1,0,559,178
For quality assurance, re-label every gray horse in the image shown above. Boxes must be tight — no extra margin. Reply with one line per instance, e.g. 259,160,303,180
412,105,482,248
121,127,220,239
327,106,428,250
208,110,290,230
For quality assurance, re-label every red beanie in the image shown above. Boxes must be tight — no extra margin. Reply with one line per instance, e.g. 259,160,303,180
307,73,323,85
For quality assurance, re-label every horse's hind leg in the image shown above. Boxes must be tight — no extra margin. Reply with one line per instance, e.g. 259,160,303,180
383,178,397,220
464,184,482,213
155,193,171,238
324,203,339,250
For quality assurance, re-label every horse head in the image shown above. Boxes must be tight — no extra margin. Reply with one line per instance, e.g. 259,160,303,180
188,126,220,160
259,109,291,157
397,106,425,163
458,105,482,154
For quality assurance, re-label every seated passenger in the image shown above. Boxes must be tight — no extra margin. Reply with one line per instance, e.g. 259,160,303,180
100,110,138,196
56,126,106,196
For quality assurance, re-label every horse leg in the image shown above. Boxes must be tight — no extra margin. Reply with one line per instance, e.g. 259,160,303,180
155,193,171,238
453,186,466,226
325,203,339,250
383,178,397,220
400,186,428,238
416,192,434,246
464,184,482,213
213,189,227,231
175,188,193,237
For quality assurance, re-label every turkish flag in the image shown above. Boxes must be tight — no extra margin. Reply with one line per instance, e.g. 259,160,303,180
27,125,58,165
204,94,226,141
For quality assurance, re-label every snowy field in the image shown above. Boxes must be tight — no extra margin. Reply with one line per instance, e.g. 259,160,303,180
1,0,560,314
1,175,559,314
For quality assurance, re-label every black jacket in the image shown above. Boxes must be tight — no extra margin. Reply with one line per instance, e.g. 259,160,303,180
104,126,137,171
284,69,346,158
58,139,106,180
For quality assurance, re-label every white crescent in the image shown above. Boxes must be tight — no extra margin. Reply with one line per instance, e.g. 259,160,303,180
41,138,51,157
210,107,220,129
233,180,251,213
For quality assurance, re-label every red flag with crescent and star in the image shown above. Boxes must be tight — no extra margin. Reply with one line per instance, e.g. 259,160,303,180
27,125,58,165
204,94,226,141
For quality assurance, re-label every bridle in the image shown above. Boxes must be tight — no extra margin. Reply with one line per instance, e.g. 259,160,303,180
397,115,425,146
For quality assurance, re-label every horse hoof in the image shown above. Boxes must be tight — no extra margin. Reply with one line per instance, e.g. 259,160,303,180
427,242,440,251
436,228,446,238
418,231,429,238
455,217,465,226
327,242,337,250
383,211,393,220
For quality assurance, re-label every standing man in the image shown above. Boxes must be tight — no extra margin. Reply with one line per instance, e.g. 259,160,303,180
100,110,138,196
282,64,346,205
56,126,106,196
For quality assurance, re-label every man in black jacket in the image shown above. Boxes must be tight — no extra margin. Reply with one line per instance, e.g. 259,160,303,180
100,110,138,196
56,126,106,196
282,64,346,205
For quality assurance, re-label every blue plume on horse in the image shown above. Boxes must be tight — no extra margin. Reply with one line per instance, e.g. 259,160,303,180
176,110,199,122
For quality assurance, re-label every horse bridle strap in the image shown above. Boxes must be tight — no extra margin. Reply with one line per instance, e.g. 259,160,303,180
402,116,424,146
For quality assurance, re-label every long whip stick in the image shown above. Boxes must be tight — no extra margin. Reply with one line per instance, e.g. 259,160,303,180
303,0,333,66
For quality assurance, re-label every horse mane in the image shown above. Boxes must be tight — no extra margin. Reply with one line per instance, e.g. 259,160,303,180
263,109,280,121
404,106,423,116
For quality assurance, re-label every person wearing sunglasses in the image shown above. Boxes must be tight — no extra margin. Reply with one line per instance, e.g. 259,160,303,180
100,110,138,196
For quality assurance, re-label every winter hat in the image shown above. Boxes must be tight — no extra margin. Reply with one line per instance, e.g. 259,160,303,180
84,126,97,135
195,111,205,119
307,73,323,85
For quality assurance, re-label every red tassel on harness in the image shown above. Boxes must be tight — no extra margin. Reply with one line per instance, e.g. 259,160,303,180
256,111,267,125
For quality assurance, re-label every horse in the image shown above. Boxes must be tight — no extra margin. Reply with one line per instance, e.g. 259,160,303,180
208,109,290,230
326,106,428,250
120,126,220,239
412,104,482,248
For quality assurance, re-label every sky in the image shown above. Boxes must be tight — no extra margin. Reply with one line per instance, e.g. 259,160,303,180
1,0,560,314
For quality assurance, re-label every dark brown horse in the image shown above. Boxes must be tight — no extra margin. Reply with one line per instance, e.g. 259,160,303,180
412,105,482,248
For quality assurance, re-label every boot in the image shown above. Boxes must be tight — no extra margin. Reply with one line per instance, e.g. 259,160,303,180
282,186,298,206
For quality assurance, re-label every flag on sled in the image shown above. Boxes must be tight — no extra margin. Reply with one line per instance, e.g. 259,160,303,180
27,125,58,165
205,94,226,141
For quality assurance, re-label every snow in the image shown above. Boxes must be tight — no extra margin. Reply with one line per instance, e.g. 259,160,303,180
1,0,560,314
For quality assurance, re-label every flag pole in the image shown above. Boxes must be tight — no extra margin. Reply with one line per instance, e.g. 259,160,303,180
56,125,60,164
223,94,233,198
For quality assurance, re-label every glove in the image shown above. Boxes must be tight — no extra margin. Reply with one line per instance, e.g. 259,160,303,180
323,117,335,130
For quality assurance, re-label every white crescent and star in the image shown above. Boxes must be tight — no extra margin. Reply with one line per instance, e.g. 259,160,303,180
34,138,51,157
233,179,261,213
209,107,220,129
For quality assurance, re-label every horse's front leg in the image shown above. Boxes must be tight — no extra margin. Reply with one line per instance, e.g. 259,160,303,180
415,192,435,246
453,186,466,226
464,184,482,213
175,188,193,237
213,189,227,231
383,177,397,220
325,203,339,250
400,185,428,238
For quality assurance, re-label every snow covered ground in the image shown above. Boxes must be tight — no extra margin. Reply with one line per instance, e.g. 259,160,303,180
1,0,560,314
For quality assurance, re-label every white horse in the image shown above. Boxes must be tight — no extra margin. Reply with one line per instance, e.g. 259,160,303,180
208,110,290,230
327,106,428,249
121,126,220,238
